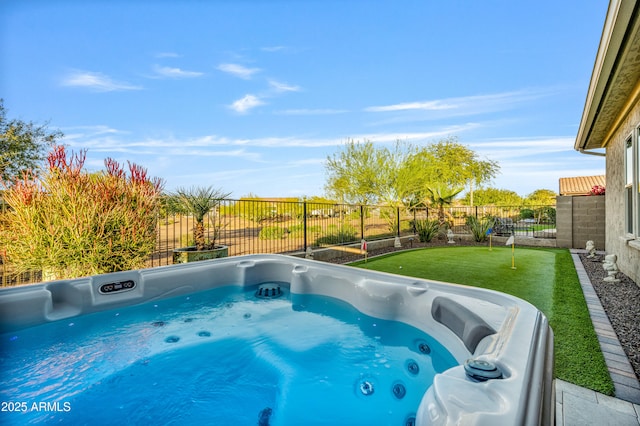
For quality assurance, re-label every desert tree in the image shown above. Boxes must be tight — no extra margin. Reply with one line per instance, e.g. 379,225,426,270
413,137,500,206
0,99,63,183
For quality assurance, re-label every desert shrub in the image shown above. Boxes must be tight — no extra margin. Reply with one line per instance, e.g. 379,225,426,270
466,215,495,242
379,206,399,234
259,225,287,240
307,225,323,234
414,219,440,242
258,223,321,240
400,219,414,233
0,145,163,280
538,206,556,223
520,208,535,220
180,234,195,247
315,224,358,245
239,200,277,222
288,223,318,238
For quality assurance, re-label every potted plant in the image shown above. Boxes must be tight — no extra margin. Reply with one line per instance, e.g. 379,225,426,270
172,186,231,263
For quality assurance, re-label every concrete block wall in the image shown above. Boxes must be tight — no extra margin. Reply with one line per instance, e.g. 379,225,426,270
556,196,573,248
556,195,606,251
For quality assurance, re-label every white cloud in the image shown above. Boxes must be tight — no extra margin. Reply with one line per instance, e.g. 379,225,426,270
365,88,557,117
468,136,574,149
62,125,126,147
59,125,488,155
228,136,334,147
217,63,261,79
62,124,123,136
467,136,578,160
152,65,204,78
358,125,483,143
218,129,468,147
492,161,605,195
59,129,264,163
229,94,265,113
366,100,455,112
61,70,142,92
164,148,262,161
268,79,301,93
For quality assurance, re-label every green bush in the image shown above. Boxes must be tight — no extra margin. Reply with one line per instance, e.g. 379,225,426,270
414,219,440,242
257,223,322,240
466,215,495,242
259,226,287,240
288,223,303,237
315,224,357,245
520,208,535,219
239,201,277,222
180,234,194,247
308,225,322,233
539,206,556,223
379,207,399,234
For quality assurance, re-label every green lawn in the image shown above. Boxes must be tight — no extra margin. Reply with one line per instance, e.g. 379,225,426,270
350,246,615,395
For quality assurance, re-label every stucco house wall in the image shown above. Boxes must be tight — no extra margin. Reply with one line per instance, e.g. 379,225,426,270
574,0,640,285
605,102,640,284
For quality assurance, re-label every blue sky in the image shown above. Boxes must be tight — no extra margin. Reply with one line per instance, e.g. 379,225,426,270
1,0,608,199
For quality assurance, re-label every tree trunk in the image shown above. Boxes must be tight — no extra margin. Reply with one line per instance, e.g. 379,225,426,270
194,221,205,251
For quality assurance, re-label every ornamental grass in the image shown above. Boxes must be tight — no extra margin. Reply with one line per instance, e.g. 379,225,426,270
0,145,164,280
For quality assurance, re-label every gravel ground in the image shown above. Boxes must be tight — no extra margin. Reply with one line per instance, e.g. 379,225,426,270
327,242,640,380
579,253,640,379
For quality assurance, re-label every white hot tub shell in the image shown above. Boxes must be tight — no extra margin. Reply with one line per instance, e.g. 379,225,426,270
0,254,554,425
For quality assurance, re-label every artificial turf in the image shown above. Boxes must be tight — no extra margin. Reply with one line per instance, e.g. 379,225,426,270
350,246,615,396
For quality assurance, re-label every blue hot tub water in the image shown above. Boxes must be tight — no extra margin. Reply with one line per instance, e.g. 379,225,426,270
0,282,457,425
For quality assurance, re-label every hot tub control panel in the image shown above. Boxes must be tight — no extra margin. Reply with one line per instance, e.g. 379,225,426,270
99,280,136,294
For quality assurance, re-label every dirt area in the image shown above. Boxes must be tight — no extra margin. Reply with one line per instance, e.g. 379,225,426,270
148,214,408,267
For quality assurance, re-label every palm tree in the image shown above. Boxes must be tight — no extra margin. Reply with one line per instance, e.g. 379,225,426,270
174,186,231,251
425,184,464,230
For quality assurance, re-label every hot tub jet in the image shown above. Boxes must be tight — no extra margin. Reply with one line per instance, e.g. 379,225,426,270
359,380,375,395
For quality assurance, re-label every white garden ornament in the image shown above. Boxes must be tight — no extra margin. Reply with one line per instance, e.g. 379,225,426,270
602,254,620,283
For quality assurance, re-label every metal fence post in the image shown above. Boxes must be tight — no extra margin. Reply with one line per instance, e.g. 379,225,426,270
303,200,308,251
396,206,401,237
360,205,365,240
413,209,417,233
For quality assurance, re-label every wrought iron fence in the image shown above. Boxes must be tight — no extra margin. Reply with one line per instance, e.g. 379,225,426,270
440,205,557,238
1,198,556,286
146,199,557,266
147,200,421,267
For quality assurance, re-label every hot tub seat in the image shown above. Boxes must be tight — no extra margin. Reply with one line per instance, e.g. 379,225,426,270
431,296,496,353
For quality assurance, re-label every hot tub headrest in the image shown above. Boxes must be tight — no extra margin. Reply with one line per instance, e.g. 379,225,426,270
431,296,496,353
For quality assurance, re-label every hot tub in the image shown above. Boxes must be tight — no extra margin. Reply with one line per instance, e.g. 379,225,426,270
0,254,554,425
